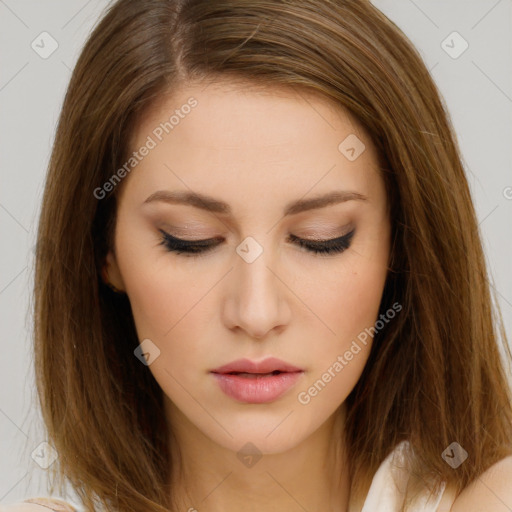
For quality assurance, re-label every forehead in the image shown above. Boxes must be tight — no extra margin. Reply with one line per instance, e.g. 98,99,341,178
123,80,383,209
135,80,367,148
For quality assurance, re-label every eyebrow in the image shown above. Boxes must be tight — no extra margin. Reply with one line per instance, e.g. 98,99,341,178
143,189,367,216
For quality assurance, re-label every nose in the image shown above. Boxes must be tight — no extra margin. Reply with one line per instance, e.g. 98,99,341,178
222,241,291,339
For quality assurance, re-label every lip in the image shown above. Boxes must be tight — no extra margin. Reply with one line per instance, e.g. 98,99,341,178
211,357,304,374
210,357,305,404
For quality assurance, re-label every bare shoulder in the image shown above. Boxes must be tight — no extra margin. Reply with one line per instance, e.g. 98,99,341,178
0,498,76,512
0,504,54,511
451,455,512,512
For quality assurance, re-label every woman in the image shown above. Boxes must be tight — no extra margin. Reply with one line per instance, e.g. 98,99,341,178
8,0,512,511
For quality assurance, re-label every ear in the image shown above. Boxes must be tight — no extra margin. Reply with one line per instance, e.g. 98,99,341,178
102,250,126,292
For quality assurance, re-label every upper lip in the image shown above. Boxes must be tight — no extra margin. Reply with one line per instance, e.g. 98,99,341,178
211,357,304,374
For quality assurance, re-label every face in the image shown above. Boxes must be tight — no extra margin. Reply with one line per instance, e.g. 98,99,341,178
104,80,391,456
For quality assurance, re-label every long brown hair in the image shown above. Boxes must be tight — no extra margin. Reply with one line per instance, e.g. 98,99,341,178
33,0,512,510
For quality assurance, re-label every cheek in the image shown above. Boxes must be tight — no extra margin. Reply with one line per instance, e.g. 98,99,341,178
112,223,204,353
122,262,216,407
294,234,390,407
294,272,388,419
306,242,389,350
123,262,209,352
113,212,213,339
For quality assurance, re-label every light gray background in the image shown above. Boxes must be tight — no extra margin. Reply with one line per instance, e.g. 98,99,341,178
1,0,511,507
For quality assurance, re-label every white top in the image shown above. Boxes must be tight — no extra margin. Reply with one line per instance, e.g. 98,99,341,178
361,440,451,511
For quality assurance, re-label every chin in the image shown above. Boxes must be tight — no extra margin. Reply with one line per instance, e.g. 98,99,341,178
207,421,308,456
195,403,328,456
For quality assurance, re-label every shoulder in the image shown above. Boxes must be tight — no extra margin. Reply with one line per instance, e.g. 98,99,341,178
0,497,77,512
0,505,51,511
450,455,512,512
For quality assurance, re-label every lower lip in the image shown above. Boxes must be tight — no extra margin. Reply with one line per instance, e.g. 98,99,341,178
211,371,304,404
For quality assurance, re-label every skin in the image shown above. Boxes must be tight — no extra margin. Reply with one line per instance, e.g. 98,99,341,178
103,80,391,512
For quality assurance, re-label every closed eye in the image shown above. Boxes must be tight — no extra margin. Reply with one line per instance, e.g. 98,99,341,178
288,230,355,255
158,229,355,258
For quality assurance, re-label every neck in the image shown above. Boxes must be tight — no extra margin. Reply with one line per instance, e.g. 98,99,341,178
166,404,351,512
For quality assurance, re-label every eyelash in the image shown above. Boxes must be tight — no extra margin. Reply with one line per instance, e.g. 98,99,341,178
158,229,355,258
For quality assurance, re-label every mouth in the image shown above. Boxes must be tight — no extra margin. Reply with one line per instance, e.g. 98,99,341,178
211,357,304,375
221,370,287,378
210,358,304,404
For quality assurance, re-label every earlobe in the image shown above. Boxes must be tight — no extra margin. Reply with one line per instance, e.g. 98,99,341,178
101,250,126,293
